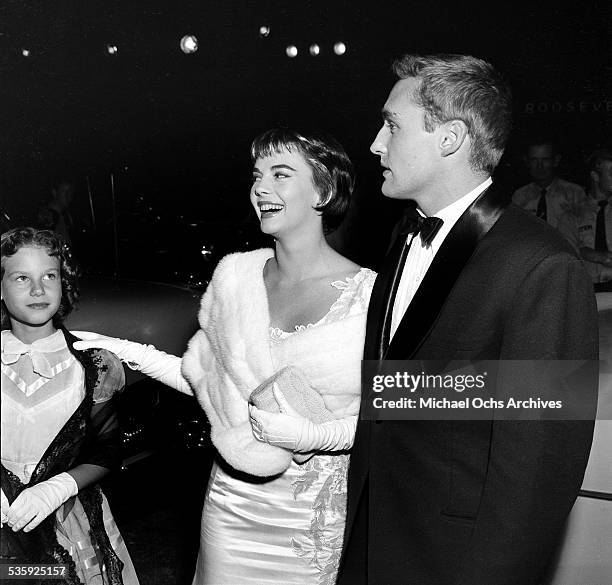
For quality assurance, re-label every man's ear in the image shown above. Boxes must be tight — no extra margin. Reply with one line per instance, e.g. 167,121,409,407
553,154,561,167
590,169,599,186
439,120,469,158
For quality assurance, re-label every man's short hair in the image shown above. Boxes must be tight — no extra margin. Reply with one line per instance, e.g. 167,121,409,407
392,54,512,174
523,135,560,156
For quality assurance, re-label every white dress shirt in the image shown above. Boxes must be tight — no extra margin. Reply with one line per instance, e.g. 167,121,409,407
557,195,612,283
512,178,586,228
390,177,493,340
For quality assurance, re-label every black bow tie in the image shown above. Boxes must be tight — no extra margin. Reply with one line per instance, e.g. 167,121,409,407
399,208,444,247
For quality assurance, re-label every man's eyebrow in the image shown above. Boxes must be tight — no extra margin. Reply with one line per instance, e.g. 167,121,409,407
381,109,398,121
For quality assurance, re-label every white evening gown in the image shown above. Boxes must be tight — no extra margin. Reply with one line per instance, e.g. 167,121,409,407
192,268,375,585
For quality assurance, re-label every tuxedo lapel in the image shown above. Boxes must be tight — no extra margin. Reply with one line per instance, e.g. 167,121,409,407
347,190,507,561
386,183,509,359
363,228,410,360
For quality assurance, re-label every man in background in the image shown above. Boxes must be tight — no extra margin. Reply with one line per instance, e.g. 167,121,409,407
512,138,586,228
37,177,76,244
559,149,612,291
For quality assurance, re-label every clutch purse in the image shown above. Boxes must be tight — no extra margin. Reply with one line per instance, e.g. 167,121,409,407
249,366,334,423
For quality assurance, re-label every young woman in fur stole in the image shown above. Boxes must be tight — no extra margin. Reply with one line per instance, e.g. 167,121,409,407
74,129,376,585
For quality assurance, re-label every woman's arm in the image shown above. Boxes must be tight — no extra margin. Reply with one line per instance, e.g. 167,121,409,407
72,331,193,395
249,384,357,452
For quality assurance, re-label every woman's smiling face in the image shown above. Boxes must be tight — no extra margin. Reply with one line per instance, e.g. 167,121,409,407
250,149,322,238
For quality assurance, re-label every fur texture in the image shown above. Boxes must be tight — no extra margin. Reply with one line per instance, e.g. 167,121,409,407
182,249,374,476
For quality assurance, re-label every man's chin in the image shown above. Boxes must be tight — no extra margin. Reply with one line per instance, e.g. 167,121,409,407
381,183,411,200
532,174,555,184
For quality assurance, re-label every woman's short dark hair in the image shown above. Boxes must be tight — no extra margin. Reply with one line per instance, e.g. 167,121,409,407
251,128,355,234
1,227,79,330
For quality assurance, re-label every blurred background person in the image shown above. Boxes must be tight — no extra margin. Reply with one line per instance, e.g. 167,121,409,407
512,137,586,228
559,149,612,292
37,177,77,244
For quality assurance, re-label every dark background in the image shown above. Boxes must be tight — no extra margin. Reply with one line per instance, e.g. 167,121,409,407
0,3,609,581
1,0,610,275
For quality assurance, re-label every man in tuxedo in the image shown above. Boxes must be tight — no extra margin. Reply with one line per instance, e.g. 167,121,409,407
337,54,598,585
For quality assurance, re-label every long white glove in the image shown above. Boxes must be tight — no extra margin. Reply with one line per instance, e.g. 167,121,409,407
1,489,9,527
72,331,193,396
249,384,357,453
6,472,78,532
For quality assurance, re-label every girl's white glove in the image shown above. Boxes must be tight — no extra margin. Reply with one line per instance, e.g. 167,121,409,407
249,384,357,453
6,472,78,532
1,489,9,527
72,331,192,395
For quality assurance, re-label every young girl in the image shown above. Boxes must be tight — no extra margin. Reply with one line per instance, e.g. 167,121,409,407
0,227,139,585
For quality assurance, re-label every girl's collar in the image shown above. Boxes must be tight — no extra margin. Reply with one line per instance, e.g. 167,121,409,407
1,329,66,355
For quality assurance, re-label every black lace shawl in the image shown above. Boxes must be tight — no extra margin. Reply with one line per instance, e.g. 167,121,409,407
1,328,126,585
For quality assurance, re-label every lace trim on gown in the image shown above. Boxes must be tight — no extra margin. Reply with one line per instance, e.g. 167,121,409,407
267,267,375,584
269,267,375,340
289,454,349,585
